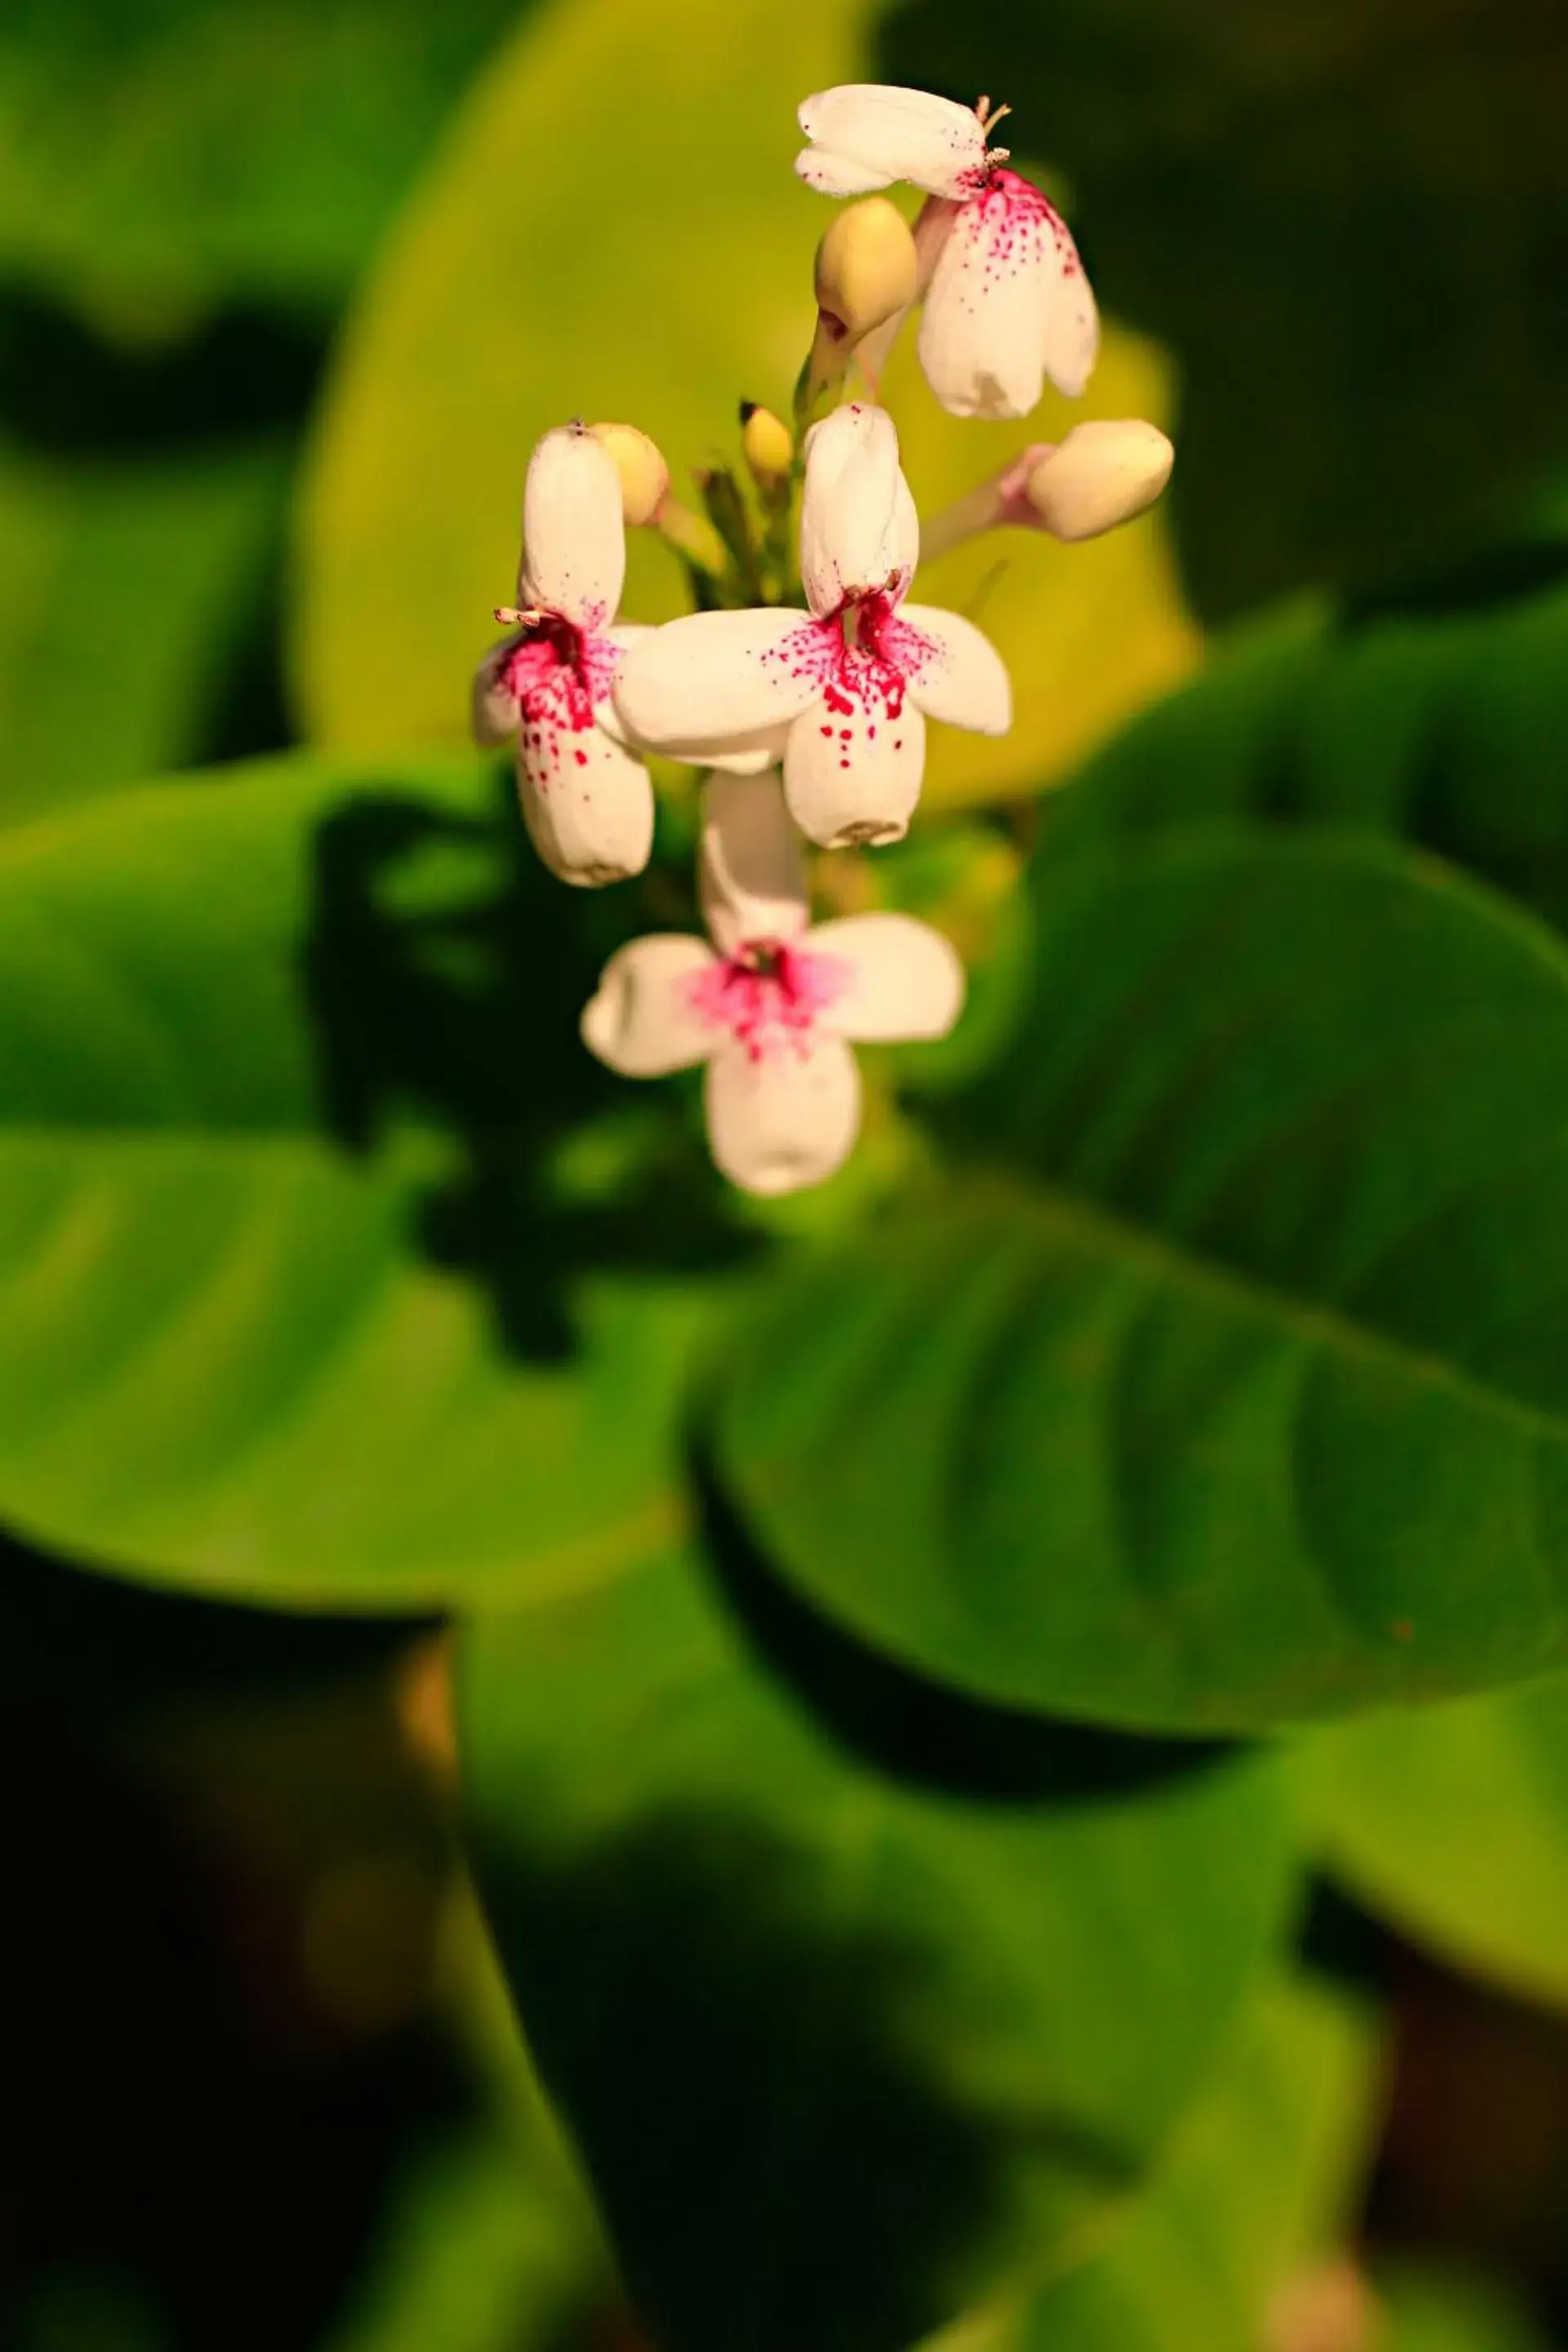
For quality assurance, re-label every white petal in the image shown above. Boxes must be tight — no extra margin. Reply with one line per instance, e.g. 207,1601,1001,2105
800,402,903,617
795,86,987,201
1039,210,1100,399
918,172,1065,421
592,621,651,750
614,608,831,751
472,632,522,747
581,935,719,1076
783,695,925,850
668,729,791,777
517,718,654,888
705,1036,862,1196
698,772,810,956
884,470,920,598
892,603,1012,733
807,914,965,1042
520,424,626,630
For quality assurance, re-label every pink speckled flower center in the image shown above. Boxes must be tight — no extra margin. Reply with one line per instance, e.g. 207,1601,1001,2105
761,595,933,775
501,612,618,735
951,165,1080,278
688,938,849,1063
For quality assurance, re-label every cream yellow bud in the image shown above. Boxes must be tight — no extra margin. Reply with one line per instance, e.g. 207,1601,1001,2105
740,403,794,491
1026,420,1174,543
590,421,670,527
813,197,918,341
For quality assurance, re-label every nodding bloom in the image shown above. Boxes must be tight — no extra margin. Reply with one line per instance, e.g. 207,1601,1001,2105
795,82,1099,421
581,773,964,1196
612,402,1011,851
473,423,654,888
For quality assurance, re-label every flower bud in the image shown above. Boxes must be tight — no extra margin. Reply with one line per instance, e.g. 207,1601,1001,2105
813,196,918,341
590,421,670,527
1026,420,1174,543
740,402,794,492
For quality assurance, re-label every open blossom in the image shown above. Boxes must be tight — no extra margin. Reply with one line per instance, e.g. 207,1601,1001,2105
473,423,653,887
581,773,964,1196
613,402,1010,851
796,82,1098,421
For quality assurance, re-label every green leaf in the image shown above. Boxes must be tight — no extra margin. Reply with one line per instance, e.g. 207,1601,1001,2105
935,1967,1381,2352
293,0,1198,807
1377,2265,1555,2352
459,1526,1302,2352
319,2126,608,2352
0,0,528,321
1043,574,1568,940
1314,1674,1568,2010
0,432,290,830
709,831,1568,1731
881,0,1568,617
0,750,743,1608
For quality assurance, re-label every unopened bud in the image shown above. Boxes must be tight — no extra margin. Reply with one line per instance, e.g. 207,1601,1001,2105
590,421,670,527
1026,421,1174,543
813,197,918,341
740,402,794,492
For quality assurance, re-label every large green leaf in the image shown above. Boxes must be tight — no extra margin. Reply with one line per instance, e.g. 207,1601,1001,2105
0,751,744,1607
1043,571,1568,938
319,2124,608,2352
459,1526,1301,2352
0,0,527,321
933,1967,1380,2352
292,0,1197,806
709,831,1568,1731
881,0,1568,617
1315,1675,1568,2011
0,432,290,830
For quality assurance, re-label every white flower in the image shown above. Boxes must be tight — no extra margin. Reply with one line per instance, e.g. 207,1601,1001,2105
581,773,964,1196
612,403,1010,852
796,82,1099,421
473,423,653,887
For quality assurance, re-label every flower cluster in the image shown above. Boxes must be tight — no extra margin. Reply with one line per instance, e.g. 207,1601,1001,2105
474,82,1173,1196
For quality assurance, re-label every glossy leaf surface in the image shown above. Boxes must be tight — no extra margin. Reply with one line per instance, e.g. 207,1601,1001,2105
936,1967,1379,2352
1044,572,1568,938
0,751,737,1606
1316,1677,1568,2011
710,832,1568,1729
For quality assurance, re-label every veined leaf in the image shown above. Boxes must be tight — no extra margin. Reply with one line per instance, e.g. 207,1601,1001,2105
709,831,1568,1730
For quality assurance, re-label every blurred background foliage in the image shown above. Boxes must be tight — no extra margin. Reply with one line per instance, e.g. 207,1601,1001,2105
7,0,1568,2348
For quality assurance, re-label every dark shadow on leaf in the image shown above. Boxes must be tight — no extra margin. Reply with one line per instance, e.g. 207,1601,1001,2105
0,1520,425,1723
301,769,759,1362
879,0,1568,618
478,1810,1141,2352
0,278,327,455
692,1440,1243,1806
1339,537,1568,630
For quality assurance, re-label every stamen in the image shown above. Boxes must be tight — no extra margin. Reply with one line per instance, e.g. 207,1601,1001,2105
493,604,548,628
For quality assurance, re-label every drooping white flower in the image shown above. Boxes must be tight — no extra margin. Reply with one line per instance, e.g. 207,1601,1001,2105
796,82,1099,421
581,773,964,1196
612,403,1010,852
473,423,653,888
